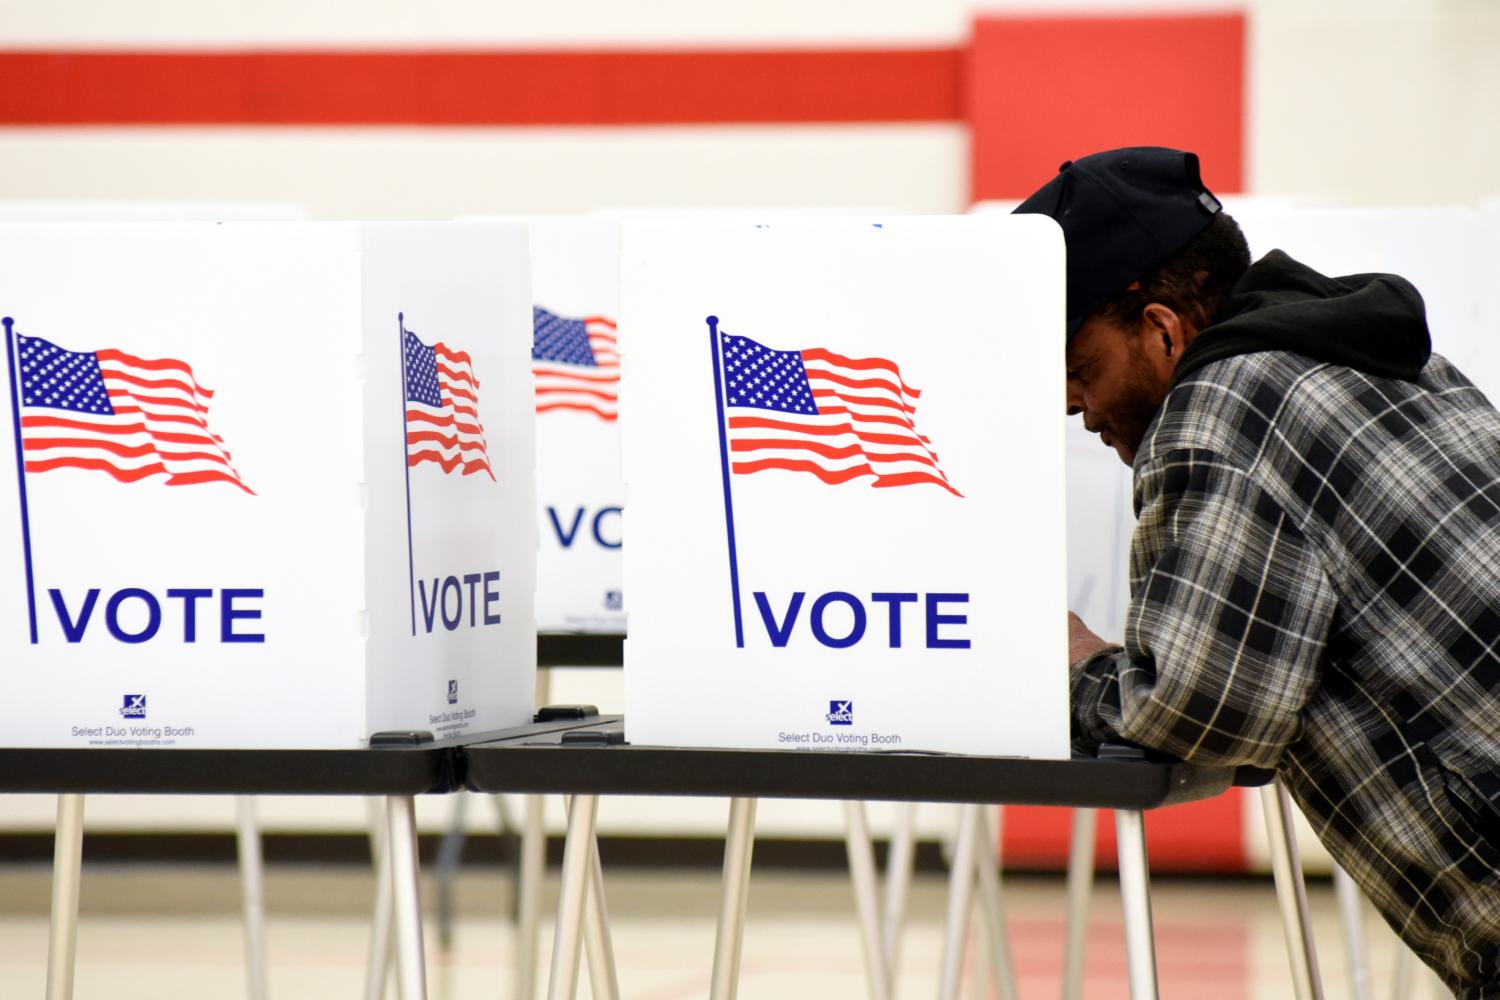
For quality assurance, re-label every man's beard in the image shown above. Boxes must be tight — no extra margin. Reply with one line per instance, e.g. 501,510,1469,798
1109,351,1169,466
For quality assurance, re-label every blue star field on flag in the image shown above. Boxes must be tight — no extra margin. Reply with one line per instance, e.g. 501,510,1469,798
403,328,443,407
721,333,818,415
18,336,115,415
532,307,600,367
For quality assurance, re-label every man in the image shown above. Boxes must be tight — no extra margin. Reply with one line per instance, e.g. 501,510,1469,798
1016,147,1500,997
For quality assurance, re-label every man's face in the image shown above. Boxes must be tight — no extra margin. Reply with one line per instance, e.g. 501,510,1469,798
1064,313,1176,466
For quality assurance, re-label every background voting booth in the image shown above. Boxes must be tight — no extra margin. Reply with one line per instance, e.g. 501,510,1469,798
531,217,626,635
0,222,539,749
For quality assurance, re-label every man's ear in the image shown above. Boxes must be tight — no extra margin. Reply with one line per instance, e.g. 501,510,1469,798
1140,303,1189,364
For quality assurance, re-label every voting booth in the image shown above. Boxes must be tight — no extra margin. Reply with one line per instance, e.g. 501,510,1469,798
529,217,626,634
0,222,537,749
620,216,1070,758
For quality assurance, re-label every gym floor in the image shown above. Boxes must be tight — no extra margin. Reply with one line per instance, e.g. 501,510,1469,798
0,861,1449,999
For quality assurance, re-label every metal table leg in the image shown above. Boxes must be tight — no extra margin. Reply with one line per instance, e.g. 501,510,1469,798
235,796,269,1000
1393,941,1416,999
1260,782,1325,1000
1062,808,1097,1000
582,829,621,1000
1114,809,1159,1000
709,797,758,1000
364,797,394,1000
938,803,980,1000
842,801,892,1000
433,792,470,951
46,793,85,1000
515,794,546,1000
882,801,917,980
386,795,429,1000
1333,864,1373,1000
547,794,598,1000
973,807,1018,1000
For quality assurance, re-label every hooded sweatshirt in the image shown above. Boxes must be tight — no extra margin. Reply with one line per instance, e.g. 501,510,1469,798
1170,248,1433,388
1073,249,1500,996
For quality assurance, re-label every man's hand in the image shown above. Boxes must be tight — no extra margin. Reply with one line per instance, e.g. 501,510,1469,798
1068,611,1113,665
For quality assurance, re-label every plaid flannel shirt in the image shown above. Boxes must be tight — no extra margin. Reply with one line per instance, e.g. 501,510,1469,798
1071,349,1500,998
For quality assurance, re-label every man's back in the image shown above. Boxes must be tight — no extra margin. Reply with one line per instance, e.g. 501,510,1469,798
1131,345,1500,994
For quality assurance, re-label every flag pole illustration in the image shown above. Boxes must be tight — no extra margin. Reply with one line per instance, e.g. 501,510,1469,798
3,317,39,644
707,315,746,648
709,314,962,648
399,313,419,637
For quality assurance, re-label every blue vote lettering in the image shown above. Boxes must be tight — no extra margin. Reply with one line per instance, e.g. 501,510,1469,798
418,571,502,633
546,507,586,548
592,506,622,549
46,587,266,643
546,505,624,550
750,590,970,649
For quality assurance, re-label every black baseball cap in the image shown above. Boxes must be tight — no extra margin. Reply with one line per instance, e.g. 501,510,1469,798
1012,146,1223,340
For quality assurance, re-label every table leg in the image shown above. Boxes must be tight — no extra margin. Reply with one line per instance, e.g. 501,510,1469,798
364,798,394,1000
974,807,1018,1000
1260,782,1324,1000
1062,808,1097,1000
583,830,621,1000
842,801,891,1000
882,801,916,978
515,794,546,1000
710,797,758,1000
1393,941,1415,999
1333,864,1373,1000
433,792,470,951
938,803,980,1000
1114,809,1159,1000
1062,803,1098,1000
547,793,598,1000
386,795,428,1000
46,793,85,1000
235,796,269,1000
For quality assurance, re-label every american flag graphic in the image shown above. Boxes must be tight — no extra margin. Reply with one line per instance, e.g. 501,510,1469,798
9,323,252,494
717,327,960,497
532,307,619,422
402,314,494,480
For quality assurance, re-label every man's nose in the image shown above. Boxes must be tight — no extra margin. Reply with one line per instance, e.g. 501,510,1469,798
1065,381,1084,417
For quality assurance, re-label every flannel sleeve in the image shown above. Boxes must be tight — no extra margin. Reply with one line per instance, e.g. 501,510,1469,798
1070,447,1339,768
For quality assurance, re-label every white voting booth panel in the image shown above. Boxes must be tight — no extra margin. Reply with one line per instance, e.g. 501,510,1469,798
0,222,536,749
621,215,1070,758
529,217,626,633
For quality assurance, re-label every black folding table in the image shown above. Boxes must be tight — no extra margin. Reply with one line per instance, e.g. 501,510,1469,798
459,714,1315,1000
0,722,544,1000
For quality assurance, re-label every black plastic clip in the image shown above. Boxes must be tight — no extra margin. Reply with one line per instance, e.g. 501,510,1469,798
1096,741,1149,762
535,705,600,723
369,730,435,747
560,728,626,746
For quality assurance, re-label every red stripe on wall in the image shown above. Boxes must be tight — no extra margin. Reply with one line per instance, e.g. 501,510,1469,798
968,14,1246,199
0,49,963,126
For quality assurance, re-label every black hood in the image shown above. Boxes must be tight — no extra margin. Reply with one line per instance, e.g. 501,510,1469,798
1171,250,1432,388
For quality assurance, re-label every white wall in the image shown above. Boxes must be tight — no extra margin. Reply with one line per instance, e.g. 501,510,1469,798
2,2,1499,216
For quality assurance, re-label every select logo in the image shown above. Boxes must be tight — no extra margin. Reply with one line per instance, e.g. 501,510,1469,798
119,694,147,719
826,700,853,726
447,679,459,705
